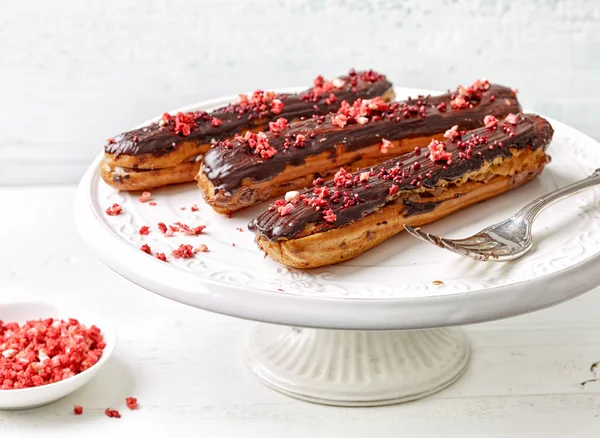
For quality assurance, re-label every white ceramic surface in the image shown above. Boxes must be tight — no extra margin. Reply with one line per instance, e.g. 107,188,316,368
0,302,117,410
74,86,600,331
245,325,470,406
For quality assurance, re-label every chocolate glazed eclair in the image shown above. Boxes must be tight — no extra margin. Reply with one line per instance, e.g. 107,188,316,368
199,79,520,214
249,113,554,269
100,70,394,191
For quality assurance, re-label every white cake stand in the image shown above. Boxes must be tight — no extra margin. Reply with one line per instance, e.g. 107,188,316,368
75,87,600,406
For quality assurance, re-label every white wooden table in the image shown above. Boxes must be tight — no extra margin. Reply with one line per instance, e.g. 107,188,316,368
1,185,600,437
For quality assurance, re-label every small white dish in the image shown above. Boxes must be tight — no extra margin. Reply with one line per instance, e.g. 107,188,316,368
0,301,117,410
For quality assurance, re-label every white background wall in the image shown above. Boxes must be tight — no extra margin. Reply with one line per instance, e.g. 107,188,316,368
1,0,599,185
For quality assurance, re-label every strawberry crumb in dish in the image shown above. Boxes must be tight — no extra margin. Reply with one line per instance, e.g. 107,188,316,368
139,226,150,235
74,405,83,415
0,318,105,390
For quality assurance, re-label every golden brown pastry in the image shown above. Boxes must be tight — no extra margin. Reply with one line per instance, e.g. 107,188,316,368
199,79,520,214
100,159,202,192
100,70,394,191
248,113,554,268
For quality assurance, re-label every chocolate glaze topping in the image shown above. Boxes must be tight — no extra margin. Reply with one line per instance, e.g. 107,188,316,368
248,114,554,241
105,70,392,157
203,84,520,194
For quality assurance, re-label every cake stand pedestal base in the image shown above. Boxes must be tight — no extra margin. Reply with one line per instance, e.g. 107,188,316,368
245,324,470,406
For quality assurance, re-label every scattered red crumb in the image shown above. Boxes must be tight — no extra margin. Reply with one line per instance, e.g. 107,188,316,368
191,204,199,212
105,408,121,418
211,117,222,127
294,134,307,147
333,168,353,188
138,192,152,203
325,93,337,105
174,112,198,136
443,125,461,141
484,115,499,129
74,405,83,415
389,185,399,195
196,244,209,253
0,319,105,390
191,226,205,235
428,140,453,163
270,99,284,114
139,226,150,235
269,117,289,133
140,244,152,254
335,97,389,126
278,203,294,216
105,204,122,216
331,113,348,128
149,202,157,206
236,227,244,232
232,243,236,247
380,138,393,153
174,222,206,235
157,222,167,234
505,113,520,125
155,252,167,262
302,74,335,101
125,397,138,410
106,138,115,144
323,209,337,223
450,96,468,109
159,112,173,127
172,244,194,259
237,131,278,159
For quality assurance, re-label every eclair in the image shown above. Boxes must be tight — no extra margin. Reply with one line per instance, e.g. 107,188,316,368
100,70,394,191
199,79,520,214
248,113,554,269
